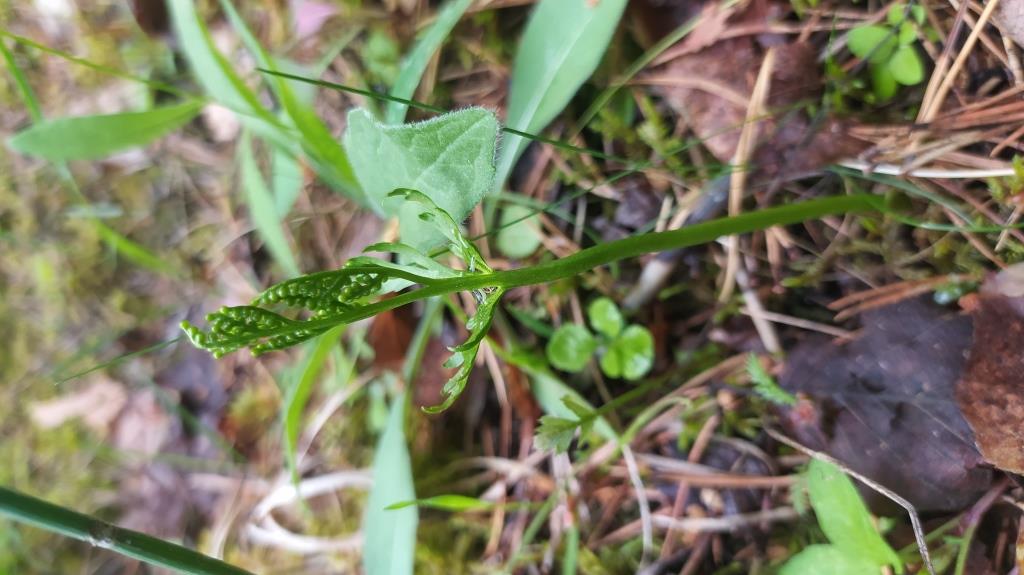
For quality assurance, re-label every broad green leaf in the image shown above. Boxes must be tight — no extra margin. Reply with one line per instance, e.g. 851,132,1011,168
746,354,796,406
889,46,923,85
494,0,628,190
587,297,623,339
781,544,881,575
546,324,597,373
534,415,580,452
238,132,301,277
343,107,499,248
385,494,492,512
7,100,202,161
807,460,901,571
600,325,653,381
847,25,897,64
363,394,417,575
496,204,542,259
386,0,473,124
284,326,344,487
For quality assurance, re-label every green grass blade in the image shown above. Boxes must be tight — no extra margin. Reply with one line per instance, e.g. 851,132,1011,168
2,38,180,276
0,486,253,575
0,30,189,98
239,132,301,277
167,0,286,140
385,0,473,124
8,100,203,161
494,0,628,191
216,0,362,199
0,38,42,121
363,393,418,575
572,10,703,134
284,325,345,486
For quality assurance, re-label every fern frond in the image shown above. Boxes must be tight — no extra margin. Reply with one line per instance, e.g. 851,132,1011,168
181,306,328,357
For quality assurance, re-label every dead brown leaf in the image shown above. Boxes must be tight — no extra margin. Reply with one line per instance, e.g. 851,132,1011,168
29,377,126,433
956,264,1024,474
998,0,1024,49
781,298,993,512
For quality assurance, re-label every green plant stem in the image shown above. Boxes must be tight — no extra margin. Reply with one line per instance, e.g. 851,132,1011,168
230,193,880,343
0,486,252,575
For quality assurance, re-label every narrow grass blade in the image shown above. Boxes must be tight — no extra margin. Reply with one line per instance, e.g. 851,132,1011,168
363,393,417,575
494,0,628,191
8,100,203,161
239,132,301,277
0,486,253,575
284,325,345,486
385,0,472,124
0,38,42,121
216,0,362,200
167,0,286,142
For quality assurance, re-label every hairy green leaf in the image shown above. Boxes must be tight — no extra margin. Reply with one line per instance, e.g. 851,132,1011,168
807,459,902,571
495,0,627,190
587,297,623,339
546,324,597,373
343,108,499,248
8,100,203,161
600,325,653,380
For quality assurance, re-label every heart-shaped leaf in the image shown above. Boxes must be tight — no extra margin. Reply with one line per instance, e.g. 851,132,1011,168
343,107,499,249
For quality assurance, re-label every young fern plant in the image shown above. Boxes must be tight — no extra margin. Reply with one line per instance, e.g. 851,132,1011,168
183,189,504,412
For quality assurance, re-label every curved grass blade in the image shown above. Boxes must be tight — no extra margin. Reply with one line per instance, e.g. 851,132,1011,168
0,486,253,575
494,0,628,191
8,100,204,161
385,0,473,124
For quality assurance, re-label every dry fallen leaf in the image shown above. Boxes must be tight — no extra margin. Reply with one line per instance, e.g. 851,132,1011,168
997,0,1024,49
956,264,1024,474
29,377,126,433
781,298,993,512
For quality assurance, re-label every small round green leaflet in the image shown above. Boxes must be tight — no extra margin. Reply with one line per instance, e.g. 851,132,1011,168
889,46,924,85
599,325,654,381
546,324,597,372
587,297,623,339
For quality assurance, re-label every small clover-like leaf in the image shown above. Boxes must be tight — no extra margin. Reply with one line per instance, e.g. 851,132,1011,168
886,3,907,26
587,297,623,339
600,325,653,380
546,324,597,373
889,45,923,86
848,25,897,64
423,287,505,413
870,63,898,102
